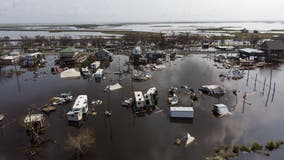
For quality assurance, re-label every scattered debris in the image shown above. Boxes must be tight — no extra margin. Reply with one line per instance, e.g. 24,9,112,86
0,113,5,121
91,99,103,105
104,110,112,117
121,98,133,107
168,87,179,105
175,132,195,147
49,92,73,105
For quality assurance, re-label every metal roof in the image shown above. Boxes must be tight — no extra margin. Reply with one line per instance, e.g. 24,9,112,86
239,48,264,54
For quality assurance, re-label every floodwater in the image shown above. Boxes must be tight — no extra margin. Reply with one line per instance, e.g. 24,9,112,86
0,54,284,160
1,21,284,39
0,31,121,39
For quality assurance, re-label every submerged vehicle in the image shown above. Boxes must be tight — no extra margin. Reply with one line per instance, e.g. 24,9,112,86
66,95,88,121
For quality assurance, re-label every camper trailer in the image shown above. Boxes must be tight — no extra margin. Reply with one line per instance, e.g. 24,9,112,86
143,87,158,107
134,91,145,108
66,95,88,121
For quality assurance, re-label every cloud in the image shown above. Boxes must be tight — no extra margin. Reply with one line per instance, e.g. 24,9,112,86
0,0,283,23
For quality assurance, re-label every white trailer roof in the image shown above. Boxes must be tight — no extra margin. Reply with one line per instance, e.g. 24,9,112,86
73,95,87,109
170,107,194,112
134,91,145,102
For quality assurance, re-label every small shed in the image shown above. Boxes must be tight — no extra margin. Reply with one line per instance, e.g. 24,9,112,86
95,49,113,61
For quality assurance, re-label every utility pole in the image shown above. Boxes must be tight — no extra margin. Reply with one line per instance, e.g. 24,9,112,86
242,92,246,114
265,69,273,107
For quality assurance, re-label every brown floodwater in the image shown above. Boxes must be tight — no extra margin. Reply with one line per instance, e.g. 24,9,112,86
0,54,284,160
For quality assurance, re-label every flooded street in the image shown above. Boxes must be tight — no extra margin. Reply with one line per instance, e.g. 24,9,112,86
1,54,284,160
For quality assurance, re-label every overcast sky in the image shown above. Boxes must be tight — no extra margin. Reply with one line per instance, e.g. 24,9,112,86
0,0,283,24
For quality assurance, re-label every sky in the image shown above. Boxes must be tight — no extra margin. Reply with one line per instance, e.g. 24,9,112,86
0,0,283,24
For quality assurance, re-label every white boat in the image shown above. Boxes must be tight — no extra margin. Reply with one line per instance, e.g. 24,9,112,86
66,95,88,121
212,104,232,117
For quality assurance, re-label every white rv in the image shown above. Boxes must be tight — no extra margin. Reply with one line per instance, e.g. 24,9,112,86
66,95,88,121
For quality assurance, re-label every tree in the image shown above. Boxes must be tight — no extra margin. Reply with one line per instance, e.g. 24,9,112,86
65,129,95,159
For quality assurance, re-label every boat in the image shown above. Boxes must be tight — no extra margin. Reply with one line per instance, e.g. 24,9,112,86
212,104,232,117
66,95,88,121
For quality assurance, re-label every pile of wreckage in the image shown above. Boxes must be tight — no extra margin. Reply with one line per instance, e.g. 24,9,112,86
198,85,232,118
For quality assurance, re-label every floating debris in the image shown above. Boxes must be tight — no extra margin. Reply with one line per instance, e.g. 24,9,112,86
185,133,195,147
105,83,123,91
121,98,133,107
91,99,103,105
104,110,112,117
0,113,5,121
41,106,56,114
